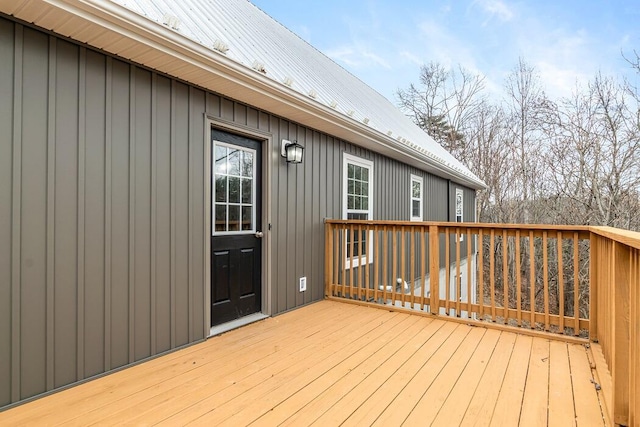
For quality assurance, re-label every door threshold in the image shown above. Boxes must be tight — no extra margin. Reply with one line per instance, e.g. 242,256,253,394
209,312,269,337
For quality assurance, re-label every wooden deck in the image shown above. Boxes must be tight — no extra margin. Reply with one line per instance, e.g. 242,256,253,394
0,300,607,426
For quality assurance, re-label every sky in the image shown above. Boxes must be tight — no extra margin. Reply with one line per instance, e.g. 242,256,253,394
250,0,640,103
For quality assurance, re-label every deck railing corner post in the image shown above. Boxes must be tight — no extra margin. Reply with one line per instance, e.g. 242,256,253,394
589,232,598,342
324,221,333,298
612,241,631,426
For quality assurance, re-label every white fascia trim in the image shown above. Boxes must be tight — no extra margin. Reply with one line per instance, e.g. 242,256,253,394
44,0,485,190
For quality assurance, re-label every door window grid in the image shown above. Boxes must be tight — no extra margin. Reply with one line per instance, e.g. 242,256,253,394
213,142,256,234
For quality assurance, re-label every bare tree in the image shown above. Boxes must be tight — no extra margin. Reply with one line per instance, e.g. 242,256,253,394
539,75,640,229
396,62,486,161
503,58,548,223
398,56,640,328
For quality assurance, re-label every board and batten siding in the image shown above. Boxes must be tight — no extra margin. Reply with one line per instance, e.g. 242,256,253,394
0,20,206,407
0,16,476,408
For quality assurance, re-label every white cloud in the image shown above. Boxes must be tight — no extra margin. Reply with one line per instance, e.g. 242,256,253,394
399,51,423,67
416,20,480,74
325,46,359,67
361,51,392,69
325,45,391,69
472,0,514,23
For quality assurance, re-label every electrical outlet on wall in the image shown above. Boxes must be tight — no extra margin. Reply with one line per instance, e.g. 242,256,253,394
299,276,307,292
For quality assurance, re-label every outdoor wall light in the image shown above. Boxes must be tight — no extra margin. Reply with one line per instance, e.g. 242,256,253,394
281,139,304,164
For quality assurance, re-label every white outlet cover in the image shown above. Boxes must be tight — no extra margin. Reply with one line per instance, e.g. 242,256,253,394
299,276,307,292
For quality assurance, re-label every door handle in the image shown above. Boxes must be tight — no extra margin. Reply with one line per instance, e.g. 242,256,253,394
255,231,264,238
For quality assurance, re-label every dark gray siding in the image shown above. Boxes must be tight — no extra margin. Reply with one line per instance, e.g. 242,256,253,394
0,21,206,407
0,16,14,409
0,16,476,408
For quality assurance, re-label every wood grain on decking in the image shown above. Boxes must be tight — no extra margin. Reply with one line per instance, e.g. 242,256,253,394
0,300,607,426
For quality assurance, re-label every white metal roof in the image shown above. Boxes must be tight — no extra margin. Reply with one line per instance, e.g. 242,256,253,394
1,0,485,189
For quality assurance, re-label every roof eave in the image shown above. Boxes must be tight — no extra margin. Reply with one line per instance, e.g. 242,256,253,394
4,0,486,190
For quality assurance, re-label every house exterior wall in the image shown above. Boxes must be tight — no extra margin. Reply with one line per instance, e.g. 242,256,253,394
0,17,476,409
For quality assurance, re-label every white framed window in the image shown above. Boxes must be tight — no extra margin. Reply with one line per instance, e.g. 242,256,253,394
343,153,374,268
410,174,423,221
456,188,464,241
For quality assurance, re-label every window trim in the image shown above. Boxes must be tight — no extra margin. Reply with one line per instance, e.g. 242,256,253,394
410,174,423,222
456,188,464,241
343,153,374,268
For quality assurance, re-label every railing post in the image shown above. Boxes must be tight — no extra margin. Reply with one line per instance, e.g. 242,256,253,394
429,225,440,315
589,233,598,341
612,241,631,426
324,221,333,297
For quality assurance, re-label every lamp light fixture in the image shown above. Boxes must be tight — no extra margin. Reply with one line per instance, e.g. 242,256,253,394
281,139,304,164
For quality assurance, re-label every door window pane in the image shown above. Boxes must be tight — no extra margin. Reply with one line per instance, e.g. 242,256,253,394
213,141,257,234
215,146,227,174
215,175,227,203
241,151,253,177
229,177,240,203
242,178,252,204
228,149,240,175
242,206,253,231
228,205,240,231
215,204,227,232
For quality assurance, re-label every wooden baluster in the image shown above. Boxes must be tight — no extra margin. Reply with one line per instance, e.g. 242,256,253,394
372,225,379,301
445,228,450,315
502,229,508,325
490,230,496,321
382,226,389,303
589,233,597,341
543,231,549,331
364,225,371,301
348,224,355,298
478,229,484,320
467,227,472,317
529,230,535,329
573,232,580,336
410,228,416,309
357,223,363,299
392,226,398,306
429,225,440,315
516,230,522,327
558,232,565,334
420,226,426,311
341,225,347,297
456,227,461,317
400,228,406,306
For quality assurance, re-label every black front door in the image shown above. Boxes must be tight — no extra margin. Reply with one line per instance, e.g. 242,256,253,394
210,130,262,327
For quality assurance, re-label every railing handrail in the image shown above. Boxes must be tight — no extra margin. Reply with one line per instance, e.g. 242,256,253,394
325,218,592,232
589,225,640,250
325,219,640,249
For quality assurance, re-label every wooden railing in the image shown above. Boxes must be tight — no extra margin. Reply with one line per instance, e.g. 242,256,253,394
324,220,640,426
589,227,640,427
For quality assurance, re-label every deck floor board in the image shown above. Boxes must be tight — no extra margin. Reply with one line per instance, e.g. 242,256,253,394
0,300,607,426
